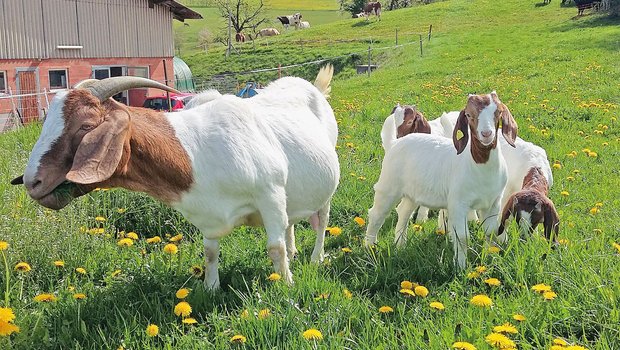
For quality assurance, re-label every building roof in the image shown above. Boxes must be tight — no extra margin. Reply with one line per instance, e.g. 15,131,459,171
149,0,202,22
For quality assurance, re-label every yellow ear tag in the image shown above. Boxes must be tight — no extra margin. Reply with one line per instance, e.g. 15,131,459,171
456,130,464,140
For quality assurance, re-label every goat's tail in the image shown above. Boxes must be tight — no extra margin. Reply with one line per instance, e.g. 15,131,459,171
314,64,334,99
381,114,397,152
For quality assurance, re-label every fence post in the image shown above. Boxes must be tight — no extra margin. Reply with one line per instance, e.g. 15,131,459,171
368,45,372,77
395,28,398,46
428,24,432,41
419,34,423,57
278,64,281,79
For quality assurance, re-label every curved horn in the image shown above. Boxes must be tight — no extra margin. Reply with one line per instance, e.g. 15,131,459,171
73,79,100,89
83,76,180,101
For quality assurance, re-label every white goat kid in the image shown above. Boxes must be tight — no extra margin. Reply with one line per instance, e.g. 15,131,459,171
12,66,339,290
366,92,518,269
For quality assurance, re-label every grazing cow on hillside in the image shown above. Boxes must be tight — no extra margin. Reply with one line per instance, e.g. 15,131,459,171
257,28,280,37
277,13,302,29
235,32,246,43
363,2,382,20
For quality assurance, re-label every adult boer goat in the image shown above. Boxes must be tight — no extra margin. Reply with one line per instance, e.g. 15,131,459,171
277,13,301,29
365,92,517,269
11,65,339,290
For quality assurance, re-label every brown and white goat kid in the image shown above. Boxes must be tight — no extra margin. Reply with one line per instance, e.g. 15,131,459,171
497,167,559,242
11,67,339,290
365,92,518,269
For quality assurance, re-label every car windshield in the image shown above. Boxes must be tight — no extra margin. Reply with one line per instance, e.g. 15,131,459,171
143,98,178,110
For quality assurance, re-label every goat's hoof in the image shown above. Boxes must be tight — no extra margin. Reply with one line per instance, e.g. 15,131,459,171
203,279,221,291
310,252,324,263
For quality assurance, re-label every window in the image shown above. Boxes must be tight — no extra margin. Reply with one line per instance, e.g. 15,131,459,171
0,71,6,94
49,69,68,89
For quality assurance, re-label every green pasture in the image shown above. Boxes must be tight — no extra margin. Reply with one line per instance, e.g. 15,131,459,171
1,0,619,349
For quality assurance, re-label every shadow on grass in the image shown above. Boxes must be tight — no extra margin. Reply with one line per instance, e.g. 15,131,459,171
553,12,620,30
534,2,552,7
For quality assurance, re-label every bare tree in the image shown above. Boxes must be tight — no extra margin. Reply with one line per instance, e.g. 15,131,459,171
215,0,269,35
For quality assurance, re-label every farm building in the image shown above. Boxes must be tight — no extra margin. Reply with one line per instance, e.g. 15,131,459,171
0,0,201,130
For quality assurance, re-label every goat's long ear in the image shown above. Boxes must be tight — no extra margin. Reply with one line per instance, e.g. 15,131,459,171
453,109,469,154
500,104,518,147
66,109,130,184
543,202,560,242
413,112,431,134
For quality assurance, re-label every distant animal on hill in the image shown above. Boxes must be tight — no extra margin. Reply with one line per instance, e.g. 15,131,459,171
257,28,280,37
235,32,246,43
575,0,602,15
363,2,382,20
277,13,302,29
352,12,366,18
296,21,310,29
497,167,559,243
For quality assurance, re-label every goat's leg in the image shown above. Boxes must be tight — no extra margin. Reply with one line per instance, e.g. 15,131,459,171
310,202,331,263
437,209,448,233
365,189,400,245
447,206,469,270
414,206,429,223
259,189,293,284
203,238,221,290
285,224,297,261
395,197,416,247
480,199,503,244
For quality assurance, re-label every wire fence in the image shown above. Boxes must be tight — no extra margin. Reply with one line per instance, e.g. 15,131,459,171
0,25,432,133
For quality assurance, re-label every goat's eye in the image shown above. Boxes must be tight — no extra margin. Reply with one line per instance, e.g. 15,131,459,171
465,113,472,118
80,124,95,131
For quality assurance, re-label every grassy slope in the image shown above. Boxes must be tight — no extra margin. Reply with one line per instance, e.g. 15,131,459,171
1,1,620,349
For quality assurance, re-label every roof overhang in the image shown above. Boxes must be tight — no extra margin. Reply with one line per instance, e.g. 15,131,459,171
148,0,203,22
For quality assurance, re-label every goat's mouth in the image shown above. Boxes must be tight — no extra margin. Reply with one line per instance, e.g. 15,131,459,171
36,181,81,210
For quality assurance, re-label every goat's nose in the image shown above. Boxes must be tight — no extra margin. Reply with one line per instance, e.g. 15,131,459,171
481,130,492,138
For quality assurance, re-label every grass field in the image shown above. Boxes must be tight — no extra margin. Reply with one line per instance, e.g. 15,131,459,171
2,0,620,349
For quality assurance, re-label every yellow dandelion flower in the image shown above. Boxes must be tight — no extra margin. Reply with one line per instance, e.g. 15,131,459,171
341,247,352,253
343,289,353,299
267,273,281,282
14,262,31,272
378,306,394,313
315,293,329,300
73,293,87,300
328,227,342,236
552,163,561,170
146,236,162,244
593,228,602,234
163,244,178,255
493,322,518,334
414,285,429,297
354,217,365,227
68,285,75,292
475,266,487,273
588,151,598,158
240,309,249,319
612,242,620,253
34,293,57,302
182,317,197,324
436,229,446,235
0,241,8,251
258,308,270,319
169,234,183,242
595,202,603,208
589,207,599,215
558,239,570,246
111,269,122,277
553,338,568,346
565,345,587,350
412,224,423,232
117,238,133,247
117,208,126,213
400,288,415,297
513,314,526,322
566,176,575,181
401,280,414,290
0,308,16,323
146,324,159,337
452,341,477,350
467,271,480,279
485,332,515,348
532,283,552,293
561,191,569,196
484,278,502,287
0,321,20,336
230,334,247,344
189,265,203,277
174,302,192,317
53,260,65,267
95,216,106,222
176,288,190,299
543,291,557,300
430,301,445,310
126,232,139,240
302,328,323,340
488,246,501,254
76,267,87,275
470,294,493,307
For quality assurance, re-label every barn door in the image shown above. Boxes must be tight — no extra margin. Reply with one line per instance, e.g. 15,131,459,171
16,70,40,124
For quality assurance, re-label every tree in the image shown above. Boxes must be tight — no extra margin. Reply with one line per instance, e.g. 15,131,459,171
214,0,269,35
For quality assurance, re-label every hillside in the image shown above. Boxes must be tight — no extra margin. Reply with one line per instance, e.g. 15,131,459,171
1,1,619,349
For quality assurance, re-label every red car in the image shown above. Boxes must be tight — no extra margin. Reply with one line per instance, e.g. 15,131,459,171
142,93,195,111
